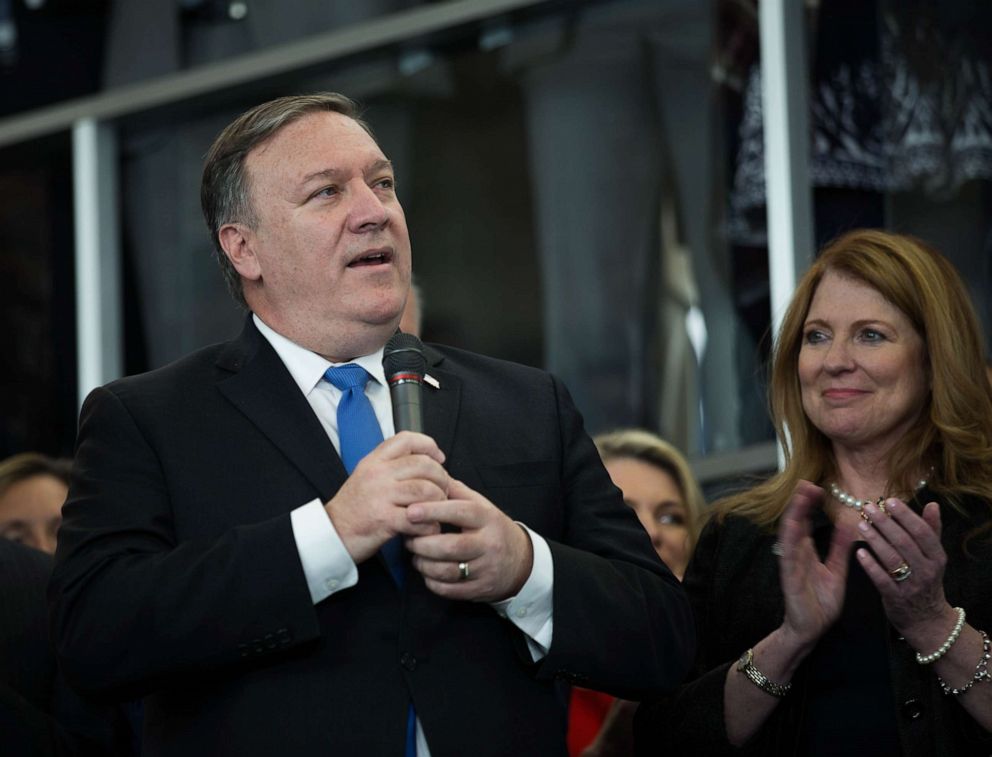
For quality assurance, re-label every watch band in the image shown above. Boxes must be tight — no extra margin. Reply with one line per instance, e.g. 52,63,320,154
737,648,792,698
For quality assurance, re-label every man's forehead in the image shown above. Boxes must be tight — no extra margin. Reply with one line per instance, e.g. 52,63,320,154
246,111,385,178
253,110,374,154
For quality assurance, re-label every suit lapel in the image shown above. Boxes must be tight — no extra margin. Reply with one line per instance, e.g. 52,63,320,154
420,344,461,458
215,319,346,499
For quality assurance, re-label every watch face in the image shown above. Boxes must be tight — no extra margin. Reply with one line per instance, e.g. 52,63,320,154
737,649,751,670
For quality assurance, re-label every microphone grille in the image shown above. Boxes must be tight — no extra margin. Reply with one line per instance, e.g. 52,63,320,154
383,332,426,377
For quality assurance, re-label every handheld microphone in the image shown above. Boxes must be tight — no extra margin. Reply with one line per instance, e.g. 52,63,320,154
383,332,427,434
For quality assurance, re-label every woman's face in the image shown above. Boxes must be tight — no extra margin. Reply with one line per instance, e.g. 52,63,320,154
604,457,690,579
0,474,67,554
798,271,928,458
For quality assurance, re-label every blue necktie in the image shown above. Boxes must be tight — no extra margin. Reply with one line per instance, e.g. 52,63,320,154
324,364,383,473
322,363,406,585
324,364,417,756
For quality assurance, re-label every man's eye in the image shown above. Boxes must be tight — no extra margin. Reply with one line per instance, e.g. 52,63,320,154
374,177,396,190
314,186,338,199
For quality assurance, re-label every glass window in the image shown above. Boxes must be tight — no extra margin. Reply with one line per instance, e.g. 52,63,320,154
0,135,77,458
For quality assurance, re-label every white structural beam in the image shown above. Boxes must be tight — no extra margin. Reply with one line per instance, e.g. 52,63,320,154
760,0,814,469
0,0,556,149
73,118,122,409
760,0,814,338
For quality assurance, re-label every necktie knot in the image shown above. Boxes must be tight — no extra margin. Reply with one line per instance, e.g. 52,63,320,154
323,363,371,392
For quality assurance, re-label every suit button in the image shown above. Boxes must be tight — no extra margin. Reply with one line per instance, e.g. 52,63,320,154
400,653,417,672
900,699,924,720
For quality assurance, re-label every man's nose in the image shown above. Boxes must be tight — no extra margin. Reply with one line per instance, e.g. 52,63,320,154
348,182,389,232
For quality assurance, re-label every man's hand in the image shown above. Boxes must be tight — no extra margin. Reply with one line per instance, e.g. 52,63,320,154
324,432,449,564
405,479,534,602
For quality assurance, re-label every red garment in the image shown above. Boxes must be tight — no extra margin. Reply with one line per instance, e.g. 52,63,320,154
567,687,615,756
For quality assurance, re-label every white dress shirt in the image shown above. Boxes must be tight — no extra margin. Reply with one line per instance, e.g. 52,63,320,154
253,316,554,755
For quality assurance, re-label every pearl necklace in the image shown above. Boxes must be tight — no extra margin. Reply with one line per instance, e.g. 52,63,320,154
828,475,929,513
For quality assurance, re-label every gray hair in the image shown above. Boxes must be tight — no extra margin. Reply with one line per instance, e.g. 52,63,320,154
200,92,375,307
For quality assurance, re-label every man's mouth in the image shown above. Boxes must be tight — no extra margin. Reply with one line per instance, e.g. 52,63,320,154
348,249,393,267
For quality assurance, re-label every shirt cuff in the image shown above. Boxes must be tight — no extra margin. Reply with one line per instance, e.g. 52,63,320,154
290,498,359,604
491,523,554,660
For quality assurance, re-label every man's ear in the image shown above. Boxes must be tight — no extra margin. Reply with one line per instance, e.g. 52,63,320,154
218,223,262,282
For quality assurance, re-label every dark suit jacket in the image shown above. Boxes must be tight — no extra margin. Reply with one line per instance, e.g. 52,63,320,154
50,318,694,757
0,539,123,756
635,490,992,757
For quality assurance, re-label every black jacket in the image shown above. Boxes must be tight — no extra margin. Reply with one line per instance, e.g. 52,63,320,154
636,489,992,757
51,317,694,757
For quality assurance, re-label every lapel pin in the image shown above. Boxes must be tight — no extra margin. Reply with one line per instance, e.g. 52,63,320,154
424,374,440,389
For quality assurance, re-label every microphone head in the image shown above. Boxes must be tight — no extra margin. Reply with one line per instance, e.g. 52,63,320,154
383,332,426,383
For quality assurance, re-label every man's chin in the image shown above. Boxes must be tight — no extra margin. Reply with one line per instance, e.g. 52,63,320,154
358,294,406,329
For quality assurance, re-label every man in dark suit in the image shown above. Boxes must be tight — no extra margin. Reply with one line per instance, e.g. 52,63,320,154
50,93,694,757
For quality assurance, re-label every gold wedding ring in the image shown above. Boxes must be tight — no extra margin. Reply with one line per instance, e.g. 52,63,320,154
890,562,912,582
458,561,470,581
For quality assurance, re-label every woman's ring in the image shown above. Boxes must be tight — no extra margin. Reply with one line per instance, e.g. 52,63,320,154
458,561,470,581
890,562,912,582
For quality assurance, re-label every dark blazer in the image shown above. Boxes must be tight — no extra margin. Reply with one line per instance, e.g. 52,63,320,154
0,539,123,756
50,318,694,757
635,490,992,757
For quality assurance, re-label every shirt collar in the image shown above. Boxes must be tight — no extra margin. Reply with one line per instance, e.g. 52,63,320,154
253,314,386,395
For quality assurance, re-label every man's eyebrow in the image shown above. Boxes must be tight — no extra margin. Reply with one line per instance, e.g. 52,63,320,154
363,159,394,178
300,168,343,185
300,159,394,186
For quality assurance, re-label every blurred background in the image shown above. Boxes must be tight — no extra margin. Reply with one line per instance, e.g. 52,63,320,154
1,0,989,497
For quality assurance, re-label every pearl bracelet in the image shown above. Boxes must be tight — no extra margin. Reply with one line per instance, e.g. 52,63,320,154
939,630,991,696
916,607,966,665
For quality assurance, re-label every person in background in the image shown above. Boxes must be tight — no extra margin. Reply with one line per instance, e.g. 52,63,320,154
595,429,704,580
399,278,424,337
0,453,71,554
636,229,992,755
0,534,132,755
568,429,706,756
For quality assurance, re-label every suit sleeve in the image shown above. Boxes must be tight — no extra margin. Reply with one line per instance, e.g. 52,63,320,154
49,386,322,700
531,375,696,699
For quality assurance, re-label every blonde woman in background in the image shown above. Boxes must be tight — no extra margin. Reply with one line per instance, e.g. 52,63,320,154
595,429,704,579
569,429,705,756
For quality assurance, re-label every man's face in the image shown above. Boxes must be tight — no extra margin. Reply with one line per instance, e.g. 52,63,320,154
226,111,411,359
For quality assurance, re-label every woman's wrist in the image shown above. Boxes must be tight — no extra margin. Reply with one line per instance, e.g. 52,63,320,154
901,604,961,657
774,624,819,666
762,625,817,681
